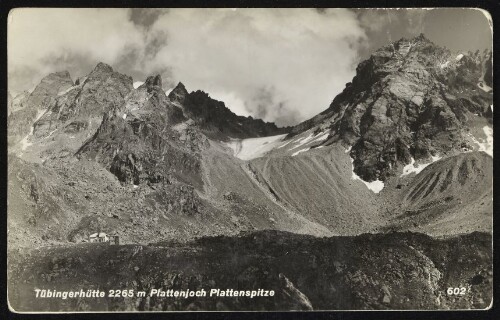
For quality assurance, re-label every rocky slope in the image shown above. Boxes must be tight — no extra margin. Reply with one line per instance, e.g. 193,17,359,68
8,231,492,311
379,152,493,236
8,64,328,248
288,34,492,182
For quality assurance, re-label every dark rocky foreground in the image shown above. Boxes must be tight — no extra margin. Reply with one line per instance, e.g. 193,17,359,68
8,230,492,311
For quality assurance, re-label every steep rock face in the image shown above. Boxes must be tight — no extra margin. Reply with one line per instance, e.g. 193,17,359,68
33,63,133,140
77,75,205,189
10,63,134,161
27,71,74,109
8,72,73,146
289,34,492,181
169,83,290,139
167,81,188,106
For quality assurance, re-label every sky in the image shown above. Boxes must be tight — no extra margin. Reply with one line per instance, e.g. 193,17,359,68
8,8,492,126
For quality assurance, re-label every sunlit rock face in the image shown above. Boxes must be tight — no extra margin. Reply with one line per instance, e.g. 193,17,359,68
288,34,492,182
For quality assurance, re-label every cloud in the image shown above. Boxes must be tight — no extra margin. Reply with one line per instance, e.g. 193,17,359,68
355,9,427,36
148,8,367,126
8,8,145,92
352,9,429,60
406,10,427,35
8,8,367,126
129,8,168,29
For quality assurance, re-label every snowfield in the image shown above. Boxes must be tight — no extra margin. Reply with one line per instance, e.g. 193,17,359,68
472,126,493,157
401,155,442,177
227,130,330,160
133,81,144,89
226,134,288,160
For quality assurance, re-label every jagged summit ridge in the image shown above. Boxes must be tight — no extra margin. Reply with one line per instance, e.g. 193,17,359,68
140,74,163,91
168,82,189,105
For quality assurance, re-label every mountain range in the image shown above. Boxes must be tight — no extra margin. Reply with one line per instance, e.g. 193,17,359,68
7,34,493,311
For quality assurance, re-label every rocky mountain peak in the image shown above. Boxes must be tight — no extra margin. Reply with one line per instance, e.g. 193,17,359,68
26,71,74,107
139,74,163,93
146,74,163,87
180,89,288,139
7,70,74,146
80,62,133,90
25,62,134,154
37,70,73,87
289,34,492,182
168,82,188,104
92,62,114,74
175,81,186,91
41,70,72,83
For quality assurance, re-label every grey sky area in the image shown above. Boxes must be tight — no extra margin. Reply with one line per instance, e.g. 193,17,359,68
8,8,492,126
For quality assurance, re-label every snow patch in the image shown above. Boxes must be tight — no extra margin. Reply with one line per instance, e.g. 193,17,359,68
400,155,442,177
289,131,329,151
351,168,384,193
478,82,492,93
311,131,329,143
277,140,293,149
226,134,288,160
19,109,46,150
122,113,127,120
455,54,464,61
58,85,77,96
289,133,314,150
133,81,144,89
292,148,310,157
46,128,58,138
470,126,493,157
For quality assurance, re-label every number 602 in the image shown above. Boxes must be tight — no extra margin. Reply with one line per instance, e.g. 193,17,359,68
447,287,467,295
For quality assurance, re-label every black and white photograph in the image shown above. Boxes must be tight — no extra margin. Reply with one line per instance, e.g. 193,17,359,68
6,7,493,312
